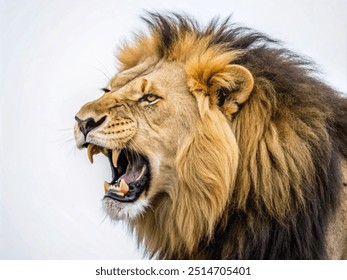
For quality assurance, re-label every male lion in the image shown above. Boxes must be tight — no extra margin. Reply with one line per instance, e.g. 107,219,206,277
74,13,347,259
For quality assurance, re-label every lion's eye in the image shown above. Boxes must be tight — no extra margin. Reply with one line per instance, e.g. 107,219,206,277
138,94,161,104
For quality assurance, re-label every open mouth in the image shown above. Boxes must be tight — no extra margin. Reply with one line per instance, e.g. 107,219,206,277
85,144,150,202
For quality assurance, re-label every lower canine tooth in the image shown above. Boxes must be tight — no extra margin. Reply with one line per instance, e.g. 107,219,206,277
119,179,129,195
104,181,109,193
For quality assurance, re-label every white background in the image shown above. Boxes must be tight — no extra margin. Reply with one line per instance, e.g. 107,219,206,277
0,0,346,259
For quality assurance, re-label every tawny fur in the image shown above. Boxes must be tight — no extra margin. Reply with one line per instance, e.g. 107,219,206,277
75,13,347,259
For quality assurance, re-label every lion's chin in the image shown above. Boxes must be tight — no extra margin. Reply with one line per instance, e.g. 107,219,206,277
103,197,149,220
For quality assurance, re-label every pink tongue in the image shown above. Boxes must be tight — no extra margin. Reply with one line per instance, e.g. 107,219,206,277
119,164,144,184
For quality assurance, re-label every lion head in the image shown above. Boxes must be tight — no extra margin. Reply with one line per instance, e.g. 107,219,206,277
75,13,347,259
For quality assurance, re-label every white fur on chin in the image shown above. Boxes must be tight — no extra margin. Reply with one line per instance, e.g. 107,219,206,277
103,197,149,220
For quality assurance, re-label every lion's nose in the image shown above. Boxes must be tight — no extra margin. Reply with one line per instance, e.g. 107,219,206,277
75,115,107,137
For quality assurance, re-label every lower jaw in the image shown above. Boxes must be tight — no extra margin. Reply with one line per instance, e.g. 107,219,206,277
104,190,143,202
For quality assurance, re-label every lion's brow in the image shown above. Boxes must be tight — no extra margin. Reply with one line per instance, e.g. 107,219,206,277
111,59,157,90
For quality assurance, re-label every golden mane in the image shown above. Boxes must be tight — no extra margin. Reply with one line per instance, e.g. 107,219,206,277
125,14,347,259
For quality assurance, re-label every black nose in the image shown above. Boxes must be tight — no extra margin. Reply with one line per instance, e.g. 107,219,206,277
75,115,107,137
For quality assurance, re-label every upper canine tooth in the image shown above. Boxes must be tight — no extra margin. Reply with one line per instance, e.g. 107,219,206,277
87,143,100,164
119,179,129,195
112,149,120,168
87,144,95,164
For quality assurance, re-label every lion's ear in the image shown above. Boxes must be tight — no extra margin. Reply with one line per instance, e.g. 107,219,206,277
186,60,254,117
217,65,254,118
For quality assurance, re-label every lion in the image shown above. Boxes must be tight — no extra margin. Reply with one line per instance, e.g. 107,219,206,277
74,13,347,259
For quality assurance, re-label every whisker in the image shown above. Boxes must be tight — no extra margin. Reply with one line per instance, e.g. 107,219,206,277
124,148,131,163
89,64,112,82
52,136,75,144
96,60,113,79
51,129,79,155
57,128,74,131
99,213,109,226
128,139,143,162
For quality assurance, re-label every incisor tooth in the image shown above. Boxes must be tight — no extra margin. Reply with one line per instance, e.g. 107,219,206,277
119,179,129,195
101,148,108,156
112,149,120,168
104,181,109,193
115,191,125,197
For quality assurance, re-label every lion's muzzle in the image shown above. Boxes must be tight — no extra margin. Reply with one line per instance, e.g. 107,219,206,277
74,109,150,203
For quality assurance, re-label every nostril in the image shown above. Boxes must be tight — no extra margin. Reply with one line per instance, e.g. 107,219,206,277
75,116,82,123
84,118,96,133
75,115,107,137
